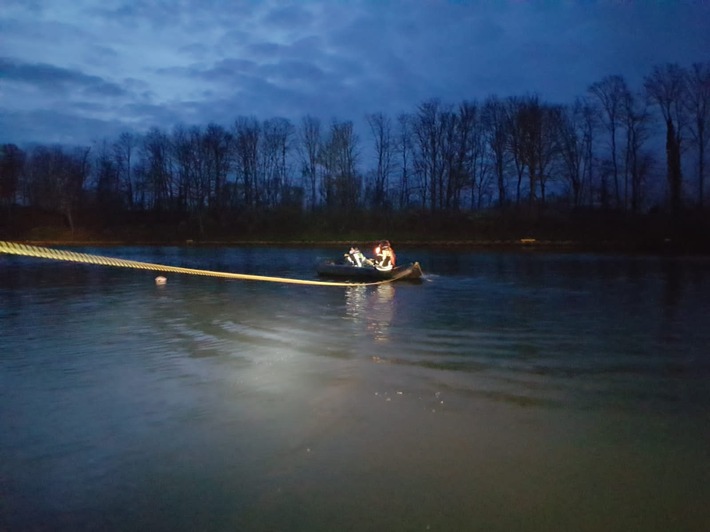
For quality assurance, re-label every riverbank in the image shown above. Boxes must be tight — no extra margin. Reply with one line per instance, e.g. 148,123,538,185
3,235,707,256
2,206,709,255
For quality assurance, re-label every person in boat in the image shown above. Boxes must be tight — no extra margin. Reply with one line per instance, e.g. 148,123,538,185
345,246,367,267
373,240,396,271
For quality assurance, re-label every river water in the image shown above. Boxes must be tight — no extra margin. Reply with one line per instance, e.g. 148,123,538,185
1,246,709,531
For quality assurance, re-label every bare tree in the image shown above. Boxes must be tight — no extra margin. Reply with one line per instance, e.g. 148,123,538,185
645,63,688,217
202,123,233,216
581,101,597,208
467,116,495,211
507,96,563,211
413,99,449,211
395,113,415,209
685,62,710,208
233,117,260,209
260,118,293,207
440,100,489,211
0,144,25,216
94,139,123,218
536,105,563,209
171,124,192,214
297,115,321,211
171,124,205,224
589,75,629,208
367,111,395,209
113,132,136,209
319,120,360,211
140,127,174,212
23,145,90,234
622,91,652,212
439,107,460,210
558,99,592,208
63,147,91,234
482,96,510,209
453,101,477,210
506,96,527,205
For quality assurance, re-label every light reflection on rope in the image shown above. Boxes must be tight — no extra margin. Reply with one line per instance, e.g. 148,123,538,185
0,240,410,287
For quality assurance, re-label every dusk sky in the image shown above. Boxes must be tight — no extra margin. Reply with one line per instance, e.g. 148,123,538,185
2,0,709,148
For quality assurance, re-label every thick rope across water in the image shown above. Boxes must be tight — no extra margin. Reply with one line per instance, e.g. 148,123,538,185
0,240,411,287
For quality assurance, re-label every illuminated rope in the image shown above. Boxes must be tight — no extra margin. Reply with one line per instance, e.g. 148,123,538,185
0,240,413,287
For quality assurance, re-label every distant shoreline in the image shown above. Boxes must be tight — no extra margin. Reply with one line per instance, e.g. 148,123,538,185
3,237,708,256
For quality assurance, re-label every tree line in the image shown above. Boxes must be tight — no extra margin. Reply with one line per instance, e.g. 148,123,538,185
1,61,709,241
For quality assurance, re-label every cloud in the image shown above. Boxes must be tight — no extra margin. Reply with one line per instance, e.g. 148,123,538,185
1,57,128,98
0,107,128,146
261,4,313,29
195,58,260,81
1,0,709,147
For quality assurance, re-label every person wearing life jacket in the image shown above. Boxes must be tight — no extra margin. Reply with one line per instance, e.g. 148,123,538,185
345,246,367,267
373,240,396,271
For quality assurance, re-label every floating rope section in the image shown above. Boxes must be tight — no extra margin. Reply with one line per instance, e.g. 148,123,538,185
0,240,410,287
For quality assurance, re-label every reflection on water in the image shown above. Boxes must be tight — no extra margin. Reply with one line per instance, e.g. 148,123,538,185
345,283,395,343
1,248,709,531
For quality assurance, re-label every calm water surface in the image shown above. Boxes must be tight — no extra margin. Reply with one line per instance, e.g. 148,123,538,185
1,246,709,531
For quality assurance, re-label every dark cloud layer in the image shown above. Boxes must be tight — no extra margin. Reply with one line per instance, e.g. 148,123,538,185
1,0,708,146
1,57,125,96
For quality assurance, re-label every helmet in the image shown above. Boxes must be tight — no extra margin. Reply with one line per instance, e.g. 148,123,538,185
380,240,390,249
